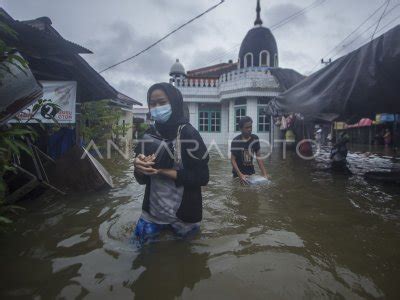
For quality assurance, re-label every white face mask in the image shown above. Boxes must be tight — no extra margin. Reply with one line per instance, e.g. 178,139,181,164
150,104,172,123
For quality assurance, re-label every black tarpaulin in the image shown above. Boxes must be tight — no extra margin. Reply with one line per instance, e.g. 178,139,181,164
269,68,305,91
269,25,400,121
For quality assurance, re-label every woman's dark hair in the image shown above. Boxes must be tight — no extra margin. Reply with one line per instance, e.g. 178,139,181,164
239,116,253,129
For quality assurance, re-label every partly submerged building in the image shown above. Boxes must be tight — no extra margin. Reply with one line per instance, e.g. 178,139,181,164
0,8,142,201
169,0,304,145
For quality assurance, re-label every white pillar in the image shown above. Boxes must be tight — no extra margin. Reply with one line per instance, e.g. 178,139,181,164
246,97,258,123
229,100,235,134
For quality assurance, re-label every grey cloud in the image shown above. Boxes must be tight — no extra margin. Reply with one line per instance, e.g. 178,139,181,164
80,20,182,102
3,0,391,99
114,79,149,105
85,20,173,81
264,3,310,28
151,0,203,12
280,49,314,72
163,22,208,50
186,47,236,70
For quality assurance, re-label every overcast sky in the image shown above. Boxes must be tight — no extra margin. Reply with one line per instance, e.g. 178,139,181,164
2,0,400,105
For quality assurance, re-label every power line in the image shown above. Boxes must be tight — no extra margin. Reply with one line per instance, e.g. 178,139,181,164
190,0,328,70
371,0,391,40
334,13,400,59
308,0,391,73
186,0,330,98
271,0,327,30
193,44,240,69
99,0,226,73
204,0,327,68
376,13,400,33
320,1,388,62
331,2,400,60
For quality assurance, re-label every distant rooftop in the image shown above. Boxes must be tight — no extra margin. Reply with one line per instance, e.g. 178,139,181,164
187,62,238,78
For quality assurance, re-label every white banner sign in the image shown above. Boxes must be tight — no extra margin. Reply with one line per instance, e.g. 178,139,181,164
10,81,77,124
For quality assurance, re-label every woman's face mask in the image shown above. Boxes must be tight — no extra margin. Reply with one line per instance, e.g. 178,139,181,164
150,104,172,123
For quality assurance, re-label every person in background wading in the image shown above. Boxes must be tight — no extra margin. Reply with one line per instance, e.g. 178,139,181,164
230,116,269,185
132,83,209,245
330,130,350,171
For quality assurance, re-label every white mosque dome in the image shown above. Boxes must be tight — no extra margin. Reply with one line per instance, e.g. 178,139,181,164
169,59,186,77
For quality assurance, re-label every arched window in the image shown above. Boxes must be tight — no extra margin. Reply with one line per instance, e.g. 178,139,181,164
244,53,253,68
259,50,270,66
274,54,279,67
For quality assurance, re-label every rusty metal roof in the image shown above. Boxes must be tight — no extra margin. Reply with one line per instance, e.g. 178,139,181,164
0,8,142,106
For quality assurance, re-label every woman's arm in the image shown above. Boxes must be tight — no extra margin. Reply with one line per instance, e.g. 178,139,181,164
176,161,209,187
157,169,177,180
175,127,209,187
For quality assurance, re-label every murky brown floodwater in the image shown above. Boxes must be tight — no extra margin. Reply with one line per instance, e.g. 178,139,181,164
1,145,400,299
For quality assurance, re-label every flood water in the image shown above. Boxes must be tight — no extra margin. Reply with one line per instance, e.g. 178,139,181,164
1,146,400,299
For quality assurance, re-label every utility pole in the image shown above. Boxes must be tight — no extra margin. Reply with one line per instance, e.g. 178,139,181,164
321,58,332,66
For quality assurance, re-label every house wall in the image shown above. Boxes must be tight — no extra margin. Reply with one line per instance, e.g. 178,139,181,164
186,98,272,147
175,68,280,147
187,102,198,129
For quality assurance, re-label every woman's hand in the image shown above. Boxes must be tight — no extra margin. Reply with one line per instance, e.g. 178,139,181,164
134,154,158,175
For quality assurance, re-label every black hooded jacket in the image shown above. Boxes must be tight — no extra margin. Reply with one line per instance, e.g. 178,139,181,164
133,83,209,223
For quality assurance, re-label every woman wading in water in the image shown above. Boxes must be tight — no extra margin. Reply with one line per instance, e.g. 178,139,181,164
133,83,209,244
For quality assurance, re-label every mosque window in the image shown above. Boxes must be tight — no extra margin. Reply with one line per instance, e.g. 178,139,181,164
260,50,270,66
199,111,209,132
234,106,247,132
257,107,270,132
274,54,279,67
210,111,221,132
244,53,253,68
199,105,221,132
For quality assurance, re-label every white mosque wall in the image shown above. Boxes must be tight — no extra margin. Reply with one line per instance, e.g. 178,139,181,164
175,67,281,102
187,102,198,129
227,97,271,146
186,99,271,146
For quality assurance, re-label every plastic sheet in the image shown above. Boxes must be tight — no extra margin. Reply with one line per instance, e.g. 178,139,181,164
269,25,400,122
246,175,270,186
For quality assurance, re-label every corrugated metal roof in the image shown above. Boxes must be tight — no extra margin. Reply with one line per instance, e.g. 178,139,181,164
0,8,92,55
21,17,92,54
187,62,238,78
0,8,142,106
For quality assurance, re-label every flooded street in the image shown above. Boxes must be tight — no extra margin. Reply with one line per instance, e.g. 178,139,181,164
1,146,400,299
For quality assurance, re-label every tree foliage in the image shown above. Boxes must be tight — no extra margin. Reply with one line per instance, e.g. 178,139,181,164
0,18,59,229
80,100,123,150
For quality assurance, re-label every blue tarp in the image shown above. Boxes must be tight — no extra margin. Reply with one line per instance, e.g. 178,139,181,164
48,127,76,160
379,114,400,123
